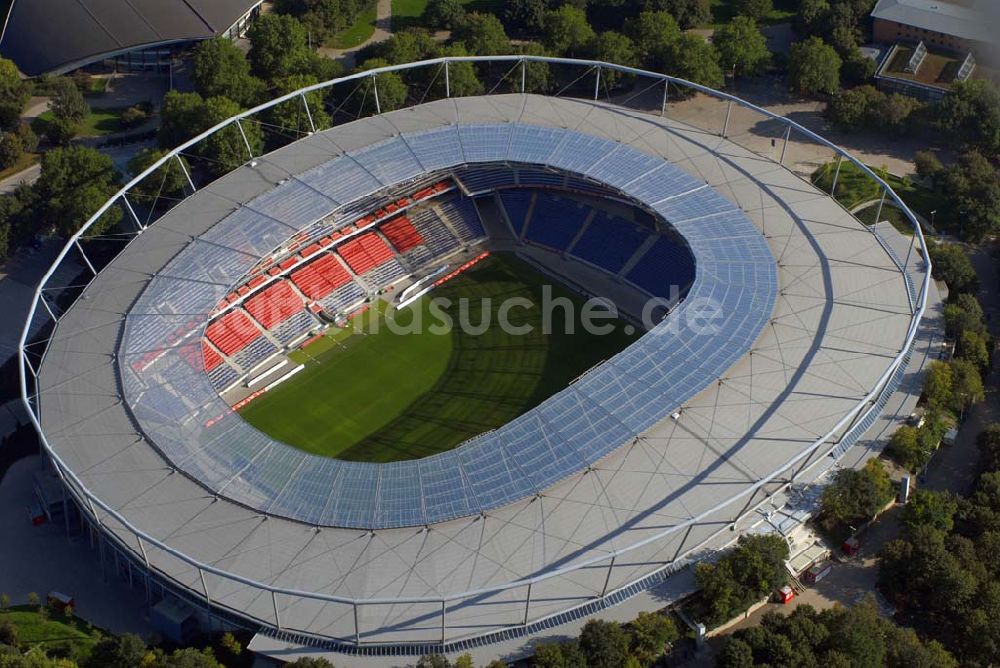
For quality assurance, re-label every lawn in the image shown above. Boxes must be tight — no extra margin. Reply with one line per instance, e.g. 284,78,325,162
326,1,378,49
707,0,797,27
240,253,638,462
811,160,947,233
391,0,503,31
35,106,130,137
0,605,98,654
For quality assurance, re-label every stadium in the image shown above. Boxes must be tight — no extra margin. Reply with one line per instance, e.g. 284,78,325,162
20,58,928,657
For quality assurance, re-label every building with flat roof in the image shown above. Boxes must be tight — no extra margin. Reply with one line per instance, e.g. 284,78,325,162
0,0,263,76
871,0,999,60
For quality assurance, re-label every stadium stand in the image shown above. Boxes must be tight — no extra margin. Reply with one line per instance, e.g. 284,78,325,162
626,236,696,298
524,194,587,250
244,281,305,329
381,217,424,253
436,198,485,242
206,310,262,356
572,213,649,274
319,282,366,313
498,191,534,237
291,254,354,300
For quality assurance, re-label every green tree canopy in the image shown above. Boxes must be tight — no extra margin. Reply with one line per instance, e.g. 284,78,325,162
820,458,893,528
903,489,958,534
436,46,484,98
628,611,678,664
624,11,681,70
641,0,711,28
453,13,510,56
267,73,331,137
248,13,328,82
950,358,985,413
357,58,409,114
426,0,465,29
940,150,1000,241
928,242,979,294
589,32,638,91
0,57,29,130
503,0,548,35
694,534,790,626
936,79,1000,158
199,96,263,175
667,33,723,88
713,16,770,77
543,5,596,57
578,619,630,668
737,0,772,20
787,36,841,96
159,90,209,149
127,148,190,204
192,37,264,107
49,78,89,125
36,145,122,236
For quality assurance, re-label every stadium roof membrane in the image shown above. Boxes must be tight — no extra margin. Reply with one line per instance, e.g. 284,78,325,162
34,92,916,643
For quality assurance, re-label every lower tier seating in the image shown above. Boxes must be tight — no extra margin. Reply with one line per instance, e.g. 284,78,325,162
625,236,696,298
572,213,649,274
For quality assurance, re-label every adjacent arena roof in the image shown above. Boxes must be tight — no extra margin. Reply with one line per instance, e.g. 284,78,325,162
0,0,262,76
30,78,922,647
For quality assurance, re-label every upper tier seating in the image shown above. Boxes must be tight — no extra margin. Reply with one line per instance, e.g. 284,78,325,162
206,310,262,356
625,236,696,298
244,280,305,329
290,253,354,300
572,213,649,274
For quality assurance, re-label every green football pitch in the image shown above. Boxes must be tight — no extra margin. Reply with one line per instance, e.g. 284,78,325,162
239,253,639,462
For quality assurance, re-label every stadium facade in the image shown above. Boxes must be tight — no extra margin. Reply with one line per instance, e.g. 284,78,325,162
20,58,929,656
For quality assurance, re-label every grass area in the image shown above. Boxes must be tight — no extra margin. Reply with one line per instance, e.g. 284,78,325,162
0,605,98,653
241,253,638,462
811,160,948,233
34,106,130,137
391,0,503,31
855,202,913,236
707,0,796,27
326,1,378,49
0,152,39,182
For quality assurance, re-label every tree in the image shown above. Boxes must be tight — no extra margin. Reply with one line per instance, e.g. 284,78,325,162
737,0,772,20
543,5,595,57
796,0,829,36
435,46,483,98
957,329,990,373
247,13,319,81
888,425,924,472
950,358,985,413
978,424,1000,472
936,79,1000,158
928,243,978,294
274,0,362,41
517,42,552,93
589,32,637,91
504,0,548,35
820,458,892,528
717,637,755,667
827,85,881,129
0,57,29,130
625,11,681,69
159,90,209,149
578,619,630,668
667,34,723,88
532,640,586,668
453,654,473,668
35,145,122,236
453,12,510,56
628,611,678,664
357,59,409,114
192,37,263,107
50,77,89,125
377,29,439,65
127,148,190,204
426,0,465,30
923,360,954,412
903,489,958,533
199,96,263,175
415,655,449,668
914,149,943,183
267,74,331,136
0,133,22,170
642,0,711,28
940,151,1000,241
713,16,770,77
85,634,148,668
787,37,841,96
695,534,790,626
285,658,335,667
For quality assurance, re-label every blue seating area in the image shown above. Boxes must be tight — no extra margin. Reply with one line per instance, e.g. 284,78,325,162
319,281,366,314
437,198,485,242
499,190,533,236
456,166,516,194
524,194,587,250
626,236,696,298
231,336,279,373
572,213,649,274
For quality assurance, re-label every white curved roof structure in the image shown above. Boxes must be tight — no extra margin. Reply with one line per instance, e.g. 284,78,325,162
23,58,926,654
